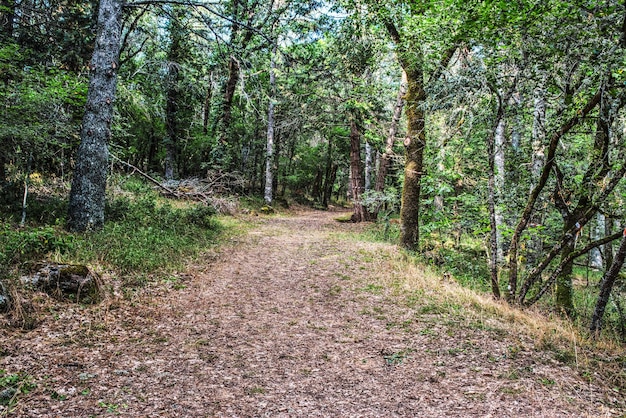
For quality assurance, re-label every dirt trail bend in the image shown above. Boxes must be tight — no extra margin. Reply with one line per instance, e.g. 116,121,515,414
2,210,622,417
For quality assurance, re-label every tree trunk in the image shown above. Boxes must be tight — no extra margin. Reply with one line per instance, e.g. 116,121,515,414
322,136,334,208
555,81,615,316
494,117,506,263
203,76,213,135
526,84,547,267
264,44,277,205
364,141,372,192
591,213,605,269
555,232,577,316
375,71,407,193
399,67,426,249
349,119,370,222
605,216,615,270
486,107,504,299
219,56,239,144
164,59,178,180
590,229,626,335
67,0,122,232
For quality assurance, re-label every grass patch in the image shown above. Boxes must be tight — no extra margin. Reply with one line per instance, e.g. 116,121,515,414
350,225,626,396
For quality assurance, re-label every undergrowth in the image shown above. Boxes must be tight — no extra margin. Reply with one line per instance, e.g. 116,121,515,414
359,218,626,391
0,175,225,322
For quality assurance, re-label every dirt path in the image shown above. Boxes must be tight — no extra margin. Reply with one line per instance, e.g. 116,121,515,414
1,210,623,417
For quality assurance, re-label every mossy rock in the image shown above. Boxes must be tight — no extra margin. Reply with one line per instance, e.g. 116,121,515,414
24,263,102,304
260,205,274,214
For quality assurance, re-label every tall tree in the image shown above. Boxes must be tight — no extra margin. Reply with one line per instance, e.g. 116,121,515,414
264,42,277,204
367,1,460,249
67,0,122,231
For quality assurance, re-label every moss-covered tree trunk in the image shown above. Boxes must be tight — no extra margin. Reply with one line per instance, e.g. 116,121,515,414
555,235,576,316
399,67,426,250
67,0,122,232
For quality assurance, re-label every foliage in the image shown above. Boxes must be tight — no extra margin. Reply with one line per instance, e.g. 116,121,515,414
70,182,220,276
0,370,36,411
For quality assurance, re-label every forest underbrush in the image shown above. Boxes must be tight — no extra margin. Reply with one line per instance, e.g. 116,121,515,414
361,220,626,394
0,175,229,328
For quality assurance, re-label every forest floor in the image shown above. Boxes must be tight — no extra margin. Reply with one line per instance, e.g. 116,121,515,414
1,208,625,417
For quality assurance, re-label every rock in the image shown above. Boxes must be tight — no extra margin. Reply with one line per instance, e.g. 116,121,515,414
0,282,8,312
22,263,101,303
0,295,7,312
0,387,17,403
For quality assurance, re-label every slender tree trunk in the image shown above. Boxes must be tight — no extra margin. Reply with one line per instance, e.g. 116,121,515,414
322,136,334,207
164,61,178,180
375,71,407,193
164,8,186,180
494,117,506,263
219,56,239,144
605,216,615,270
590,229,626,334
264,44,277,205
399,67,426,249
364,141,372,192
591,213,605,269
487,107,505,298
67,0,122,232
526,84,547,267
555,219,577,316
202,76,213,135
272,130,280,196
555,81,615,315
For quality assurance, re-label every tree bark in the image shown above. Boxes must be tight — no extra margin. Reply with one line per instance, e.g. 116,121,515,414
67,0,122,232
590,229,626,335
399,66,426,249
164,59,179,180
364,141,372,192
322,136,335,208
590,213,606,269
264,45,277,204
349,118,370,222
486,105,505,299
494,116,506,263
555,81,614,316
526,84,547,267
202,75,213,135
219,56,239,144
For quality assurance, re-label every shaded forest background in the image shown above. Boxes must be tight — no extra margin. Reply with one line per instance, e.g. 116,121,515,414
1,0,626,340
